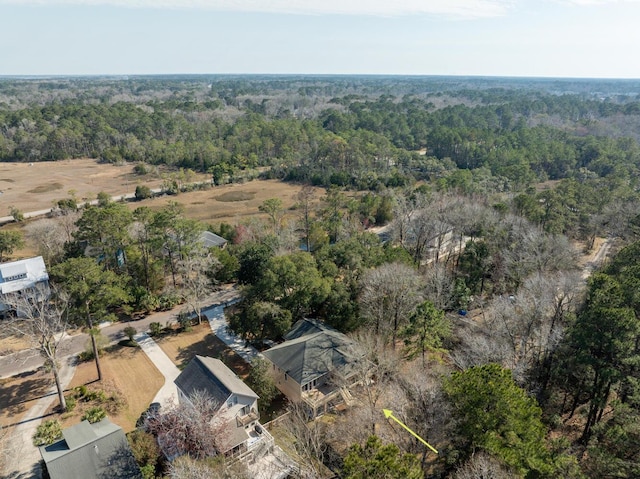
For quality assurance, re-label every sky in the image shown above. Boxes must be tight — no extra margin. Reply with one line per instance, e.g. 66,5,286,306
0,0,639,78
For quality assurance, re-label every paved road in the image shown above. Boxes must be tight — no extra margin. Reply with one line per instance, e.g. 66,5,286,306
0,287,240,379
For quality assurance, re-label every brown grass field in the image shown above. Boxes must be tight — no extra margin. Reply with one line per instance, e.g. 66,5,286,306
132,179,322,227
157,323,250,378
0,158,186,214
0,157,323,259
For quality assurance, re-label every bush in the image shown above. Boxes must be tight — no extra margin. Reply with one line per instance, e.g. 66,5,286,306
177,311,193,332
82,406,106,424
105,391,127,414
133,163,148,175
74,385,88,398
149,322,163,337
127,429,160,475
135,185,153,200
10,206,24,222
33,420,62,446
123,326,137,342
65,396,77,412
158,292,181,311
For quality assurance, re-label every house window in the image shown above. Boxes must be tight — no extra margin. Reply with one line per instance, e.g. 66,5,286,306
5,273,27,282
240,405,250,416
227,395,237,408
284,373,288,381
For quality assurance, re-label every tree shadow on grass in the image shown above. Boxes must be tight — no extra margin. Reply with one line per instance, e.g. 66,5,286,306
175,333,251,377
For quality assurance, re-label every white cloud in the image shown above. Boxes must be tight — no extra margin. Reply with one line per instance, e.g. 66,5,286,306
0,0,515,18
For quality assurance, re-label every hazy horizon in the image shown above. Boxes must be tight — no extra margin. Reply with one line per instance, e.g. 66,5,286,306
1,1,639,79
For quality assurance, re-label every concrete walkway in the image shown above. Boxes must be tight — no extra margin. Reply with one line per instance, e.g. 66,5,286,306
203,302,262,363
134,332,181,407
4,357,76,479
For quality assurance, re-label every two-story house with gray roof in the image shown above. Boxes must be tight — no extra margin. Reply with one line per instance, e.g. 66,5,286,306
174,355,272,457
263,318,361,417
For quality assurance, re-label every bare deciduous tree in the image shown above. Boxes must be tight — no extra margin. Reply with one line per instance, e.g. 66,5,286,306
451,271,584,389
144,391,229,460
281,402,329,478
178,255,220,325
452,451,517,479
337,330,402,436
24,214,79,265
6,284,69,411
168,455,249,479
395,361,452,469
358,262,423,347
423,264,456,310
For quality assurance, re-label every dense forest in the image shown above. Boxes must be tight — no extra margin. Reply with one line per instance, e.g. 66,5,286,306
3,75,640,478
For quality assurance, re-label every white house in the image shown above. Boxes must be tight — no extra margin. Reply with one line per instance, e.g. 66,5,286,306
0,256,49,316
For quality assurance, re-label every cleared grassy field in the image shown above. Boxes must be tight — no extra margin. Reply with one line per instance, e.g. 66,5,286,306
134,179,322,227
0,158,182,214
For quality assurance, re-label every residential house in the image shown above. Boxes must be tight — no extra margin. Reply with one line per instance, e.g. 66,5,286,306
263,318,361,417
0,256,49,317
174,355,273,458
39,419,141,479
200,231,228,249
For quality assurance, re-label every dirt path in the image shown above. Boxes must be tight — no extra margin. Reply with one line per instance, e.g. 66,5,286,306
582,237,612,279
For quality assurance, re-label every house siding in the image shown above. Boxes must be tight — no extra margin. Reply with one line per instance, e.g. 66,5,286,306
270,365,302,401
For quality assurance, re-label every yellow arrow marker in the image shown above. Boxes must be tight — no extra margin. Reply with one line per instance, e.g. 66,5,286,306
383,409,438,454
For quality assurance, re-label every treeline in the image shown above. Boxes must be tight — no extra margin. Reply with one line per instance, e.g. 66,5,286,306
2,77,640,193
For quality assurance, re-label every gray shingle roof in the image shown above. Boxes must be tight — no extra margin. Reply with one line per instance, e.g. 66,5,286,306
39,419,141,479
264,319,359,385
175,356,258,405
200,231,228,248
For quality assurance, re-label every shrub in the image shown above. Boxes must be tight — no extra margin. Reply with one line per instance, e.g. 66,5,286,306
65,396,77,412
149,322,163,337
74,385,88,398
135,185,153,200
105,391,127,414
140,464,155,479
10,206,24,222
82,406,106,424
127,429,160,474
177,311,193,332
133,163,148,175
87,389,108,402
158,292,181,311
33,420,62,446
123,326,137,342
